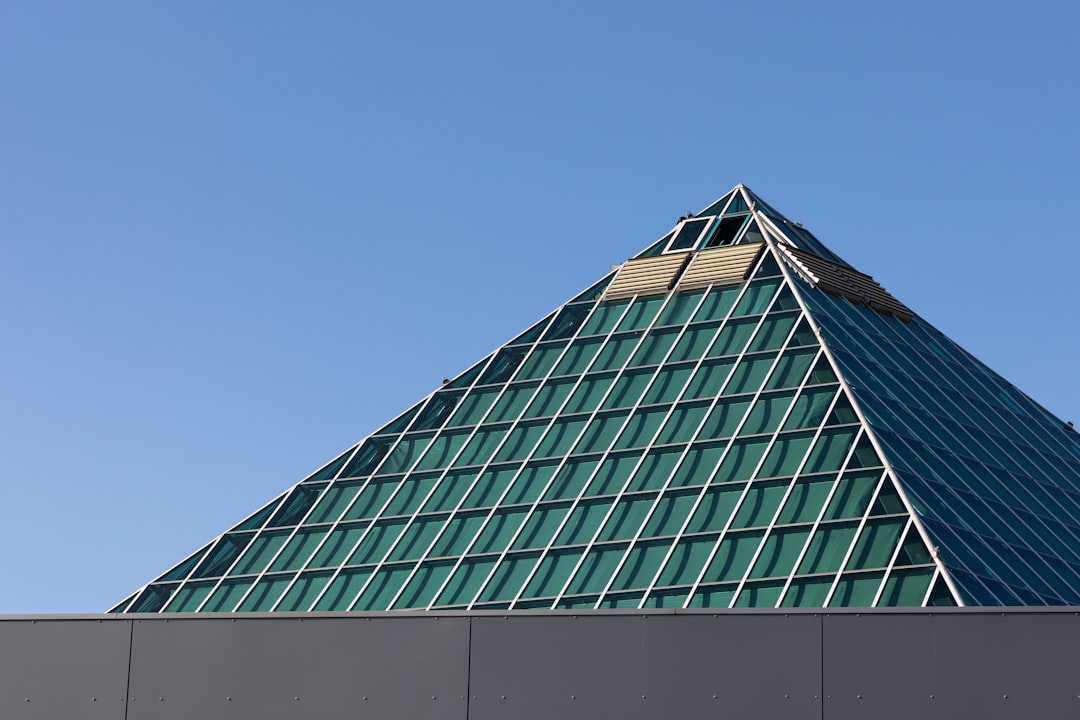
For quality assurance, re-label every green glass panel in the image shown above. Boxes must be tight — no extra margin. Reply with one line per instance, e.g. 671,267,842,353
353,564,414,610
847,518,906,570
454,426,510,468
613,407,668,450
192,533,255,579
803,428,858,474
704,215,748,248
670,322,721,363
700,397,753,440
597,494,657,541
642,492,698,537
303,448,354,484
764,348,818,390
715,438,771,483
446,358,486,389
165,581,215,612
586,453,643,496
656,290,704,327
544,459,600,501
229,531,289,576
340,437,393,479
579,300,629,336
130,585,177,613
687,584,737,608
670,217,710,250
692,285,741,323
428,513,486,557
158,546,210,583
642,365,693,405
552,337,603,376
822,471,881,520
237,574,294,611
314,568,372,610
672,443,727,488
781,576,834,607
609,541,670,591
479,347,529,386
592,333,640,372
732,279,780,316
749,526,812,579
566,543,628,594
435,557,498,606
726,354,777,394
570,274,614,302
777,477,833,524
656,403,708,445
534,417,588,457
514,343,566,381
306,483,361,524
487,386,538,424
643,587,690,608
477,553,541,603
783,386,839,431
626,446,684,492
505,461,559,504
708,317,757,358
601,592,645,608
798,522,858,574
806,354,837,385
268,485,324,528
448,386,501,427
522,549,582,598
757,433,814,478
629,327,681,367
506,315,551,347
879,567,934,606
702,530,764,583
657,535,718,586
741,392,797,436
381,434,436,474
576,411,629,454
270,528,329,572
524,378,576,418
565,373,617,413
687,486,744,532
413,431,467,471
278,570,333,611
684,359,736,400
392,560,455,609
730,480,788,528
893,526,932,566
617,296,666,331
383,475,439,516
542,304,591,342
386,516,445,562
411,391,464,432
343,478,397,521
309,522,369,569
734,580,785,607
748,313,797,353
555,500,610,545
471,508,529,553
829,572,884,607
421,471,474,513
348,519,407,565
512,504,570,550
202,578,254,612
494,422,547,463
602,370,653,409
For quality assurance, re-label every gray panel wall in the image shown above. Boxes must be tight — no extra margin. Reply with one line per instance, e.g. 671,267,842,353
1,610,1078,720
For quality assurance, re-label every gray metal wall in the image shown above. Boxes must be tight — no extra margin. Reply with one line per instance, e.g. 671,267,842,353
2,609,1078,719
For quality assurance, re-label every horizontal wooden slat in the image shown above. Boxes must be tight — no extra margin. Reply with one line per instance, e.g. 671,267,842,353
678,242,764,289
779,245,914,322
605,251,692,299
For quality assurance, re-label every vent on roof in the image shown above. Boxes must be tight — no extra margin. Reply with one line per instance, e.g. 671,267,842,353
677,242,764,290
605,251,692,300
778,245,914,322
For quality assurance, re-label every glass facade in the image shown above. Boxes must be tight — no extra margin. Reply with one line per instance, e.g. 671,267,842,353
114,185,1080,613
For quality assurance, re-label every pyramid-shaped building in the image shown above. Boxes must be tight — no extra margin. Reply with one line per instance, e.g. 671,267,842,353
113,185,1080,613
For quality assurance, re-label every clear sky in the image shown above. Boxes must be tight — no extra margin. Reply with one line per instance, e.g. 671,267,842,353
2,2,1078,613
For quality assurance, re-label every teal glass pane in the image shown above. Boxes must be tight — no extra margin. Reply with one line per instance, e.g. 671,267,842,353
555,500,610,545
669,218,710,250
829,572,884,607
576,412,629,454
708,317,757,358
504,461,560,504
764,348,818,390
309,522,369,569
626,446,684,492
428,513,486,557
565,543,628,594
715,438,771,483
734,579,785,607
777,477,834,524
613,407,668,450
656,535,718,586
592,333,640,372
879,567,934,606
741,392,797,436
642,365,693,405
601,592,645,608
542,303,591,342
609,541,670,591
552,337,603,376
565,373,617,413
687,584,737,608
671,443,725,488
702,530,765,583
202,578,254,612
506,315,551,347
488,385,539,423
603,370,653,409
229,531,289,576
798,522,858,574
157,547,209,584
303,448,354,483
277,570,333,611
448,386,501,427
421,471,474,513
757,432,814,478
471,507,529,553
684,359,736,400
783,386,839,431
314,568,372,610
381,434,436,474
749,526,813,579
192,533,255,579
670,323,720,362
616,296,665,331
411,391,465,432
493,422,546,463
893,526,932,566
268,485,324,528
512,504,571,550
524,378,576,418
306,483,361,524
522,549,582,598
340,437,393,479
237,574,294,611
726,354,777,394
642,492,697,537
534,417,588,457
586,452,643,496
823,471,882,520
477,553,541,602
464,465,520,509
393,560,455,609
413,431,467,471
700,397,753,440
803,428,858,474
597,494,657,541
435,557,498,606
544,458,600,501
479,347,528,386
270,528,329,572
579,300,629,336
130,585,177,613
687,485,744,532
454,426,510,468
164,581,215,612
732,279,780,316
515,344,566,381
383,475,439,516
386,516,445,561
353,565,414,610
635,233,672,258
656,290,704,327
730,480,788,528
847,518,906,570
347,518,407,565
747,313,798,353
656,402,709,445
781,576,834,607
343,478,397,520
692,285,741,323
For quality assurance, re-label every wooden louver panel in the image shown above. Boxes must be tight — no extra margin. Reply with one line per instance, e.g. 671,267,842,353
605,251,692,300
779,245,914,322
677,242,764,290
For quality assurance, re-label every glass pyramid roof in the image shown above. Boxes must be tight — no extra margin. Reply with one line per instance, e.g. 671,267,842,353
113,185,1080,613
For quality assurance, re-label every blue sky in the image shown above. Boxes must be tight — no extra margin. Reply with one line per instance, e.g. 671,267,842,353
2,2,1078,613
